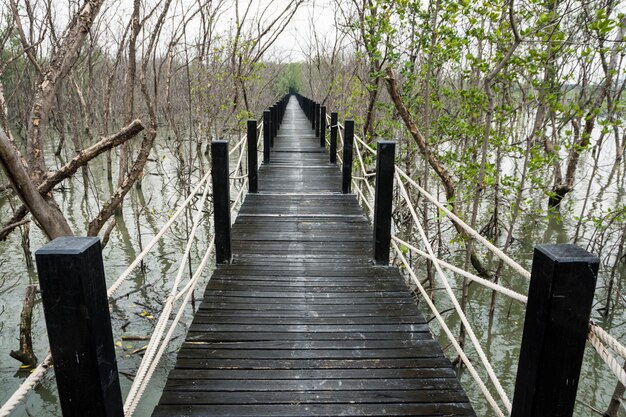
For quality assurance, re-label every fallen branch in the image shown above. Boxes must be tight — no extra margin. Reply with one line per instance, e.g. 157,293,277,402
10,285,38,368
0,218,29,237
0,119,145,241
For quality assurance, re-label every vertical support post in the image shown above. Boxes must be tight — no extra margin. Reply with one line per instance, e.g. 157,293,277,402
373,141,395,265
35,237,124,417
247,119,258,193
315,102,320,137
263,110,271,164
342,120,354,194
330,112,338,163
211,140,232,263
320,106,327,147
311,102,316,130
274,103,279,135
511,244,599,417
269,106,275,147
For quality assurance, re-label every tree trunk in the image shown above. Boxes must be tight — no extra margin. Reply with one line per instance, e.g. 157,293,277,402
9,285,38,368
385,67,489,277
0,120,144,240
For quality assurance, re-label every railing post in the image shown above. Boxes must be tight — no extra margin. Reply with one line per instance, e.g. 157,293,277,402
315,102,320,137
511,244,599,417
320,105,326,147
373,141,395,265
247,119,258,193
211,140,232,263
263,110,271,164
342,120,354,194
272,104,278,140
330,112,338,164
311,102,316,130
35,237,124,417
269,106,275,147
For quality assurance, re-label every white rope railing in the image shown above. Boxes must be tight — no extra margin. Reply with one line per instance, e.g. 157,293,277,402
395,167,532,280
0,354,52,417
392,240,506,417
391,236,528,303
588,330,626,387
124,240,215,415
228,133,248,157
336,122,344,164
591,323,626,360
108,171,212,298
395,170,513,413
123,169,212,414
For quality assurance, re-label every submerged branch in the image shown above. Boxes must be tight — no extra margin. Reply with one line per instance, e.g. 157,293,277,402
0,120,145,241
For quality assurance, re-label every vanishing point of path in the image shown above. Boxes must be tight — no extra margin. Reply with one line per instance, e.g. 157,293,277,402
152,97,476,416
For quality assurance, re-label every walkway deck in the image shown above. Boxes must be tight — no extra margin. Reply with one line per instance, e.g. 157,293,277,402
152,98,475,416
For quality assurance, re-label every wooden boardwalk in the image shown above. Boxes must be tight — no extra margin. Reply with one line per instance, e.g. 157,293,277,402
152,98,475,416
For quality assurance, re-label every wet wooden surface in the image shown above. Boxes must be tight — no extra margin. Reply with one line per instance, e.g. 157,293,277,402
152,97,475,416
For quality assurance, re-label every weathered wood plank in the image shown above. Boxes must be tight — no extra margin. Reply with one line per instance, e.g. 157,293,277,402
153,403,474,417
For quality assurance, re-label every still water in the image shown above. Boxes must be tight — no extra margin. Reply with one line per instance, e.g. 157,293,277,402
0,134,624,416
0,140,216,416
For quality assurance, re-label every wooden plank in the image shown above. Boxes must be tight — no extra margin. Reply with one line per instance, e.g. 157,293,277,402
153,403,474,417
172,357,454,369
165,367,457,379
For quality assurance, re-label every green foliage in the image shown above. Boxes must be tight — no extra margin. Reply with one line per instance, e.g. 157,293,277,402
275,62,303,94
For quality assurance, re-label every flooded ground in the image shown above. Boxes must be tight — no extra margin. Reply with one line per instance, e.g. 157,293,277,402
0,132,624,416
0,140,216,416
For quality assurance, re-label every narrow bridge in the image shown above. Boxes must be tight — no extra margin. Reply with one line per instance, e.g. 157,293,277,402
3,94,622,417
152,97,475,416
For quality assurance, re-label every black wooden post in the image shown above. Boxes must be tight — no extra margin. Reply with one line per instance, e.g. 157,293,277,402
247,119,258,193
511,244,599,417
271,105,277,139
263,110,270,163
269,106,275,147
315,102,320,137
342,120,355,194
273,104,278,142
330,112,338,164
311,102,316,130
320,106,327,147
373,141,395,264
35,237,124,417
211,140,232,263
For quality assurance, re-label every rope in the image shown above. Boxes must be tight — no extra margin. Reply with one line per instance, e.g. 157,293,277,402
391,240,506,417
588,330,626,387
395,171,513,412
0,354,52,417
231,134,247,177
231,178,249,223
395,167,531,280
124,169,212,414
108,170,212,298
353,139,375,197
352,178,373,216
228,133,247,156
590,323,626,360
391,236,528,304
336,123,344,164
124,239,215,416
